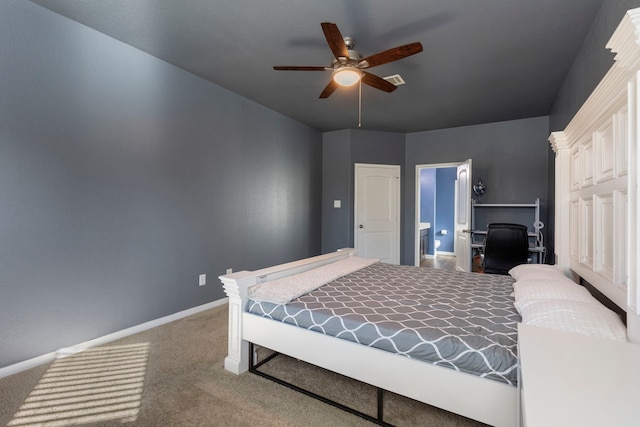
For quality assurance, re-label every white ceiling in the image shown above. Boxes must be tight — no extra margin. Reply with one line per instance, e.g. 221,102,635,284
30,0,606,133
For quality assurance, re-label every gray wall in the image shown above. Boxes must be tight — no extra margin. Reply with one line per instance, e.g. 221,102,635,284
1,1,322,369
404,117,550,265
547,0,640,261
550,0,640,132
321,129,405,254
323,119,551,267
321,131,351,254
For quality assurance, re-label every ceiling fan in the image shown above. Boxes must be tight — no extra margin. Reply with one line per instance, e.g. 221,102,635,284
274,22,423,99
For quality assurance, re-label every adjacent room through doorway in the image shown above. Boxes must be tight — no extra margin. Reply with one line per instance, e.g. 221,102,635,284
416,164,458,270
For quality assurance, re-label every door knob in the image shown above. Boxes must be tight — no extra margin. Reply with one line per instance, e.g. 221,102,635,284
359,224,364,228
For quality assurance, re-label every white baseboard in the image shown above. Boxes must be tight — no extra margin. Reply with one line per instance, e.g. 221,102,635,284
0,298,228,379
436,251,455,256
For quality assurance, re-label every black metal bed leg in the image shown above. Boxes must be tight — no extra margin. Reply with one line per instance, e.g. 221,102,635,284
248,342,393,426
377,387,384,422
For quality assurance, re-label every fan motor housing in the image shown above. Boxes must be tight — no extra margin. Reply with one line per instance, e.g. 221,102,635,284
332,49,362,68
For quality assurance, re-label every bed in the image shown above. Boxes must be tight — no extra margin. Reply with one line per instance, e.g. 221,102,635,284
219,248,520,427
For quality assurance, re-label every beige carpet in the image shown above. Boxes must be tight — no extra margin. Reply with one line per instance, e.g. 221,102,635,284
0,305,488,426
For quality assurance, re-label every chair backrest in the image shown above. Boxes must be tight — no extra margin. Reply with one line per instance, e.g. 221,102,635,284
482,223,529,275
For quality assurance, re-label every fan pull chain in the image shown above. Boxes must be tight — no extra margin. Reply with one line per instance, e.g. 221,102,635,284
358,79,362,128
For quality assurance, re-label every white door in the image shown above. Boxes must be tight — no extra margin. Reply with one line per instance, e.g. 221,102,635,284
355,164,400,264
455,160,472,272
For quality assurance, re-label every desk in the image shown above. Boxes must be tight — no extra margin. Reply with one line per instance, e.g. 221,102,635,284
518,323,640,427
470,237,546,264
471,199,546,264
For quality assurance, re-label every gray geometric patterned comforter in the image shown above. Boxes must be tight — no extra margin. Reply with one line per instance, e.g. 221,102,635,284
246,262,520,385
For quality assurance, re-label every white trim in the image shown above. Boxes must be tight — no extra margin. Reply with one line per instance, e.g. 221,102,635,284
0,353,59,380
0,298,227,379
436,251,456,256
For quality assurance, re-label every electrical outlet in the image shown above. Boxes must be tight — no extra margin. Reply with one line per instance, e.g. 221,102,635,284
199,274,206,286
226,268,233,274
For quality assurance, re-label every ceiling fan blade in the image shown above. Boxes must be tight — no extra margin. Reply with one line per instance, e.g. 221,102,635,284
319,80,339,98
359,42,423,68
361,71,398,93
273,66,328,71
321,22,349,60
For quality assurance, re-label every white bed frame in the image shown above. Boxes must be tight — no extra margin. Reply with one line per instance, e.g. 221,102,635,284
219,248,518,427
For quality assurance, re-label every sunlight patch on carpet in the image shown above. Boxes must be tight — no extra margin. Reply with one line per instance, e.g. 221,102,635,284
7,343,150,426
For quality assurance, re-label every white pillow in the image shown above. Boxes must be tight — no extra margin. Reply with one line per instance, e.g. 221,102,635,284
508,264,565,281
513,277,595,312
519,299,628,342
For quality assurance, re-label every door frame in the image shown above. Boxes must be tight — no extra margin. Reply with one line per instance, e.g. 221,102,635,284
354,163,401,264
414,161,468,266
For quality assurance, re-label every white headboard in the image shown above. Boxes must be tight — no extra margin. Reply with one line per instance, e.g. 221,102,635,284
549,8,640,342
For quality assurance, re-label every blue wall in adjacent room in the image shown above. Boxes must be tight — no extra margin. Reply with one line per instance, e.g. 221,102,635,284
435,168,456,253
419,167,455,256
420,169,436,224
420,169,436,256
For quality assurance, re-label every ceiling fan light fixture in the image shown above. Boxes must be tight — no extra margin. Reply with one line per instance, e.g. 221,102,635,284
333,68,362,86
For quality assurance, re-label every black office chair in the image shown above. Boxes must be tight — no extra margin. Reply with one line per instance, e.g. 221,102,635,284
482,223,529,275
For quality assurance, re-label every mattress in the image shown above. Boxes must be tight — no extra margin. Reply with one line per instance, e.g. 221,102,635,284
247,262,520,385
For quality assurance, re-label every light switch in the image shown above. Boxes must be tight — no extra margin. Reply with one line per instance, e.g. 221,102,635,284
333,200,341,208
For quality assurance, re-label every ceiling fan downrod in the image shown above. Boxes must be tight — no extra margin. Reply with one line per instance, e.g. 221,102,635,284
358,79,362,128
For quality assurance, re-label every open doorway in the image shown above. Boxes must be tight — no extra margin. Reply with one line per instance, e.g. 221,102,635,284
414,162,464,268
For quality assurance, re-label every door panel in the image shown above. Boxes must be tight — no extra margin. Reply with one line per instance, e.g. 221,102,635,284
355,164,400,264
455,160,472,272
